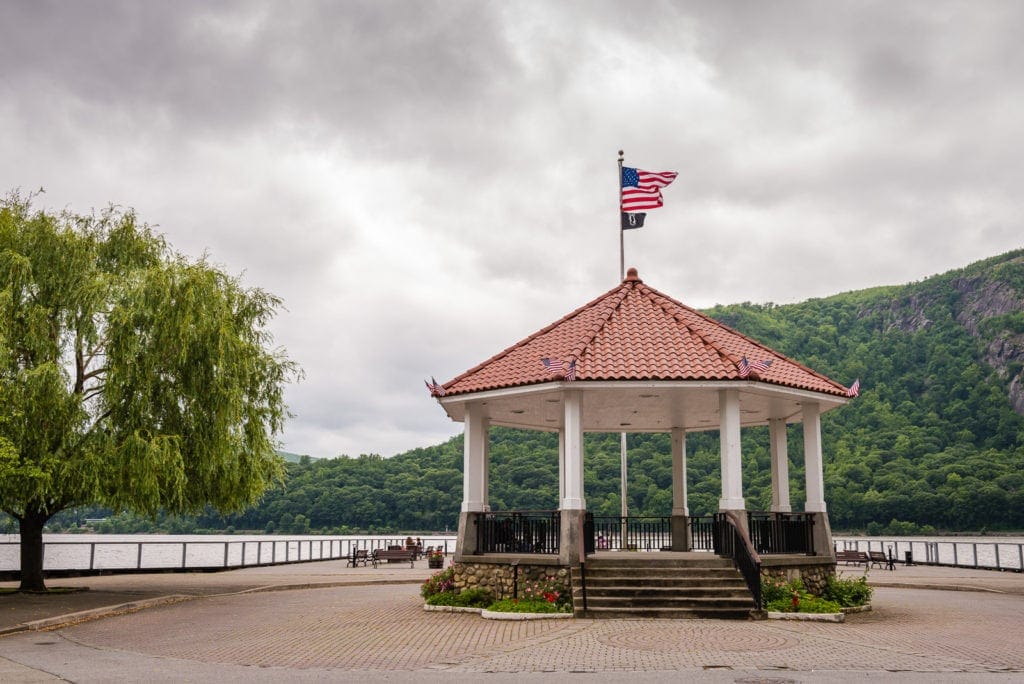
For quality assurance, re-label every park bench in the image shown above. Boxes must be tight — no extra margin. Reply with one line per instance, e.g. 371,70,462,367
869,550,895,570
835,550,870,566
371,548,416,568
346,548,370,567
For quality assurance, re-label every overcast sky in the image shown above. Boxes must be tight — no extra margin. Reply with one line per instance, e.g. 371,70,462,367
2,1,1022,459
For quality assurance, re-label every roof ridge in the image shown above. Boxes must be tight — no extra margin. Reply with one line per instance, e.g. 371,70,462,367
439,278,630,391
643,283,848,393
568,281,631,364
638,282,741,375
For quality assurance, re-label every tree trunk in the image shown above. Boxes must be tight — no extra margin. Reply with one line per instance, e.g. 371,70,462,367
18,509,51,592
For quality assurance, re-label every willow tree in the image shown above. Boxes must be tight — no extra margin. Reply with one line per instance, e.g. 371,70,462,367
0,196,299,591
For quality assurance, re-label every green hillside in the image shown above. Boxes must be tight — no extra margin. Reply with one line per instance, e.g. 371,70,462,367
71,250,1024,535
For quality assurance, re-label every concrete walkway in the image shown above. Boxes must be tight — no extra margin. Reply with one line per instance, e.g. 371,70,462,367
1,559,1022,682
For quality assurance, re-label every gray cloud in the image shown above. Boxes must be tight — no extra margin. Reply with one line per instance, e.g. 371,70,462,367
2,1,1022,457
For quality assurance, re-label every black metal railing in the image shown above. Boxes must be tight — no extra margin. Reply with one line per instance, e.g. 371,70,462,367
475,511,560,554
747,512,815,555
714,512,762,611
590,516,671,551
690,515,716,551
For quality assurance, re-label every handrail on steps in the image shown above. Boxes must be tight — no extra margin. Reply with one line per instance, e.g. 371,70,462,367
716,511,762,611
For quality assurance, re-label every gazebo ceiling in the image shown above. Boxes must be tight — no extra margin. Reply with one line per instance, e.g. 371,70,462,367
435,268,849,431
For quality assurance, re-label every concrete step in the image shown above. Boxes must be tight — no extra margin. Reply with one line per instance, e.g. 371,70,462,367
571,557,756,619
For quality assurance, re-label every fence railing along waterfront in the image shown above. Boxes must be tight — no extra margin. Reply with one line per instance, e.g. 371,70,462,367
0,535,456,575
835,537,1024,572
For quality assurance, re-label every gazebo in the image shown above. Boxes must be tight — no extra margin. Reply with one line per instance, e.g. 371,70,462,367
432,268,850,611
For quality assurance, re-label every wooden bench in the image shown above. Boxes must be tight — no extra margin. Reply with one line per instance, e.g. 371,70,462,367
869,550,895,570
371,548,415,568
835,550,870,566
346,549,370,567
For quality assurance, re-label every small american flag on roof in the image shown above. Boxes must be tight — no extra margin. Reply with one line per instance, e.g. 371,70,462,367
425,376,446,397
737,357,772,379
846,378,860,397
542,358,577,381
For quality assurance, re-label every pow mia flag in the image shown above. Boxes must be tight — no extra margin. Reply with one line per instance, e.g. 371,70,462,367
621,212,646,229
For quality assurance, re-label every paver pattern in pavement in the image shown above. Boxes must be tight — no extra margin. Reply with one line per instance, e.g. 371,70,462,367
1,559,1023,681
30,583,1024,676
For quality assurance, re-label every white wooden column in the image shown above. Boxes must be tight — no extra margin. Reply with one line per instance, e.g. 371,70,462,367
461,403,488,512
561,389,585,510
802,402,827,513
769,418,791,513
718,389,745,511
558,429,566,504
671,428,689,516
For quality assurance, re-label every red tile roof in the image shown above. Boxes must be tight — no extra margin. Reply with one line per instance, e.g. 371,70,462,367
442,268,849,397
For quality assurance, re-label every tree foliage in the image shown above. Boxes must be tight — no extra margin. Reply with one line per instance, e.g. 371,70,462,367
0,195,298,588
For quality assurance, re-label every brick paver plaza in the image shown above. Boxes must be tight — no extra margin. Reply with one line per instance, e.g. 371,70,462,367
1,560,1022,682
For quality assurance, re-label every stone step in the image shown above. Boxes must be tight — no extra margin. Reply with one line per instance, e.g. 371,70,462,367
574,586,750,599
579,557,734,570
578,606,756,620
580,593,754,608
576,576,747,589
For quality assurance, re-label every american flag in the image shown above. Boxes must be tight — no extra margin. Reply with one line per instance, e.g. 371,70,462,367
621,167,678,212
542,358,577,381
737,357,772,379
541,357,564,374
846,379,860,397
425,376,446,397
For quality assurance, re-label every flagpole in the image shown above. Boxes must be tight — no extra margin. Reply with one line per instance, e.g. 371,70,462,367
617,150,628,546
618,150,625,282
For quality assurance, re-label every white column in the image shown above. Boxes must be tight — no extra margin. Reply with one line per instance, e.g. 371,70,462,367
718,389,745,510
558,429,566,505
802,402,827,513
671,428,689,516
561,390,586,510
482,416,491,511
461,403,488,512
769,418,791,513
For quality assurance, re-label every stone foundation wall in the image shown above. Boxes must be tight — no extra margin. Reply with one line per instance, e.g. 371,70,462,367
760,561,836,595
452,561,572,600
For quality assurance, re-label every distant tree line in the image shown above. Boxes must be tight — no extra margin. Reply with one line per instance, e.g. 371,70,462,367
22,250,1024,535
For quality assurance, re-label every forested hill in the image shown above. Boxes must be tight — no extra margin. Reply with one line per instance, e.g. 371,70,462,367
87,250,1024,536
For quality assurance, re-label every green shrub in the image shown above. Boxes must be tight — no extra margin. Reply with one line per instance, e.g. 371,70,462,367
487,597,567,613
426,587,492,608
821,573,873,607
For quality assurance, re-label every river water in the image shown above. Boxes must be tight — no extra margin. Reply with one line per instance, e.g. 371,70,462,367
0,533,458,572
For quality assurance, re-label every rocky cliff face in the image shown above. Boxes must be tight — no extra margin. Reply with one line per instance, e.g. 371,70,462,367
953,258,1024,415
865,254,1024,416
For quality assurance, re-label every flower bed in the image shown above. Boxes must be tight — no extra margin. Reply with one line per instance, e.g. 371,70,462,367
761,572,872,621
421,568,572,618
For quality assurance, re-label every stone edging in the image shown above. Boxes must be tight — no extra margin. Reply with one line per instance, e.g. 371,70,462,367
422,604,573,620
422,604,482,614
767,604,871,622
768,611,844,622
480,609,573,621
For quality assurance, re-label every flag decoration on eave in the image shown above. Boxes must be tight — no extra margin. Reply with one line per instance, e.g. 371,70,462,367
846,378,860,397
425,376,446,397
542,357,577,381
621,166,677,228
737,357,772,379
